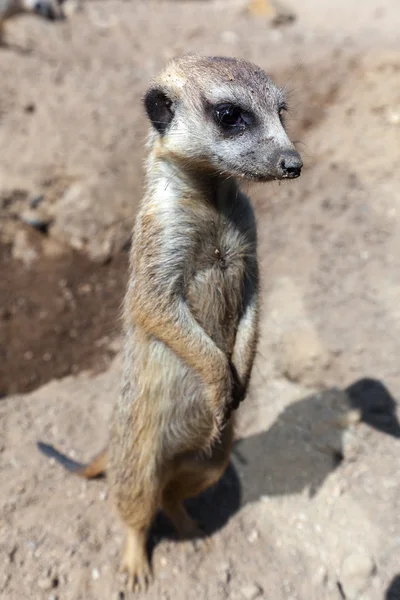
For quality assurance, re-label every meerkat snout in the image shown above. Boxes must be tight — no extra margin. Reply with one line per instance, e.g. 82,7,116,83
143,55,303,183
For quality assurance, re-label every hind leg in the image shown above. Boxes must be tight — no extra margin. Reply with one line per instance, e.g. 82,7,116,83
113,473,160,592
162,465,224,552
163,418,234,540
163,481,205,539
120,526,152,593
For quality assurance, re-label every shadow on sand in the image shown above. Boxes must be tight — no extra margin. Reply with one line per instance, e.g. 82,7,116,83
150,377,400,547
386,575,400,600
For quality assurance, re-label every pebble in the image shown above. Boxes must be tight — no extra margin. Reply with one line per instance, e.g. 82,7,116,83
241,582,263,599
216,561,231,584
247,529,259,543
38,577,53,590
91,568,100,580
312,565,328,587
340,552,376,600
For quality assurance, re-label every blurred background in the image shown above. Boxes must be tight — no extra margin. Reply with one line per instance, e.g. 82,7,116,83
1,1,400,599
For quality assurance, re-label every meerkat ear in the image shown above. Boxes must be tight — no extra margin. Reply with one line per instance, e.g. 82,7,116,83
144,87,174,135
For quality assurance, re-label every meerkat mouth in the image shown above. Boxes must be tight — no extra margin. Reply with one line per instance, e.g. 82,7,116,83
233,170,301,183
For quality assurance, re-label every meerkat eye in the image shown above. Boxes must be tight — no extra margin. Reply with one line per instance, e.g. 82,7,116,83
278,102,288,121
213,104,249,131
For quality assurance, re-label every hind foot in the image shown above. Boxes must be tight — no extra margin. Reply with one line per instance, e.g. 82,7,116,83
120,528,152,593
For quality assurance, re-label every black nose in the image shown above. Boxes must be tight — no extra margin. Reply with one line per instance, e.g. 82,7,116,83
277,150,303,179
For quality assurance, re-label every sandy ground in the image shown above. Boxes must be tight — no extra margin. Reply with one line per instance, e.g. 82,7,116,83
1,0,400,599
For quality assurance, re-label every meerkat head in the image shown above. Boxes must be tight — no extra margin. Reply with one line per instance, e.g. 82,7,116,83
144,55,302,182
21,0,65,20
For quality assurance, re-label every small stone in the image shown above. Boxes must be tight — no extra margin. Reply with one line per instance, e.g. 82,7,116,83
312,565,328,586
91,568,100,580
38,577,53,590
341,552,376,600
217,561,231,584
241,582,263,599
247,529,259,543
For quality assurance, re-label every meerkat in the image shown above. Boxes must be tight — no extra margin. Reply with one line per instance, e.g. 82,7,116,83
0,0,65,44
38,54,302,592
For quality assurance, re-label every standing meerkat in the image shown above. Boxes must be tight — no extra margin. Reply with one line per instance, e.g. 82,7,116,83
38,54,302,592
0,0,64,44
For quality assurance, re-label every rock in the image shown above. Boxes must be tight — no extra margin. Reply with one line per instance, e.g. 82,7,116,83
340,552,376,600
241,582,263,599
37,577,53,590
37,575,58,590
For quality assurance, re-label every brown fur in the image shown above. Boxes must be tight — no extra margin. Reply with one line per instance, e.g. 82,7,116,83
38,54,302,593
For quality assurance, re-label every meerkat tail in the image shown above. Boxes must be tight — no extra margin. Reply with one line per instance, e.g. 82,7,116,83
37,442,107,479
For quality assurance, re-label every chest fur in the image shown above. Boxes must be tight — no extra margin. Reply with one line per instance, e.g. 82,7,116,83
186,216,253,351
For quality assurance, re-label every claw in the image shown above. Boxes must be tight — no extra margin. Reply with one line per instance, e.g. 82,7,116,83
120,529,152,593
